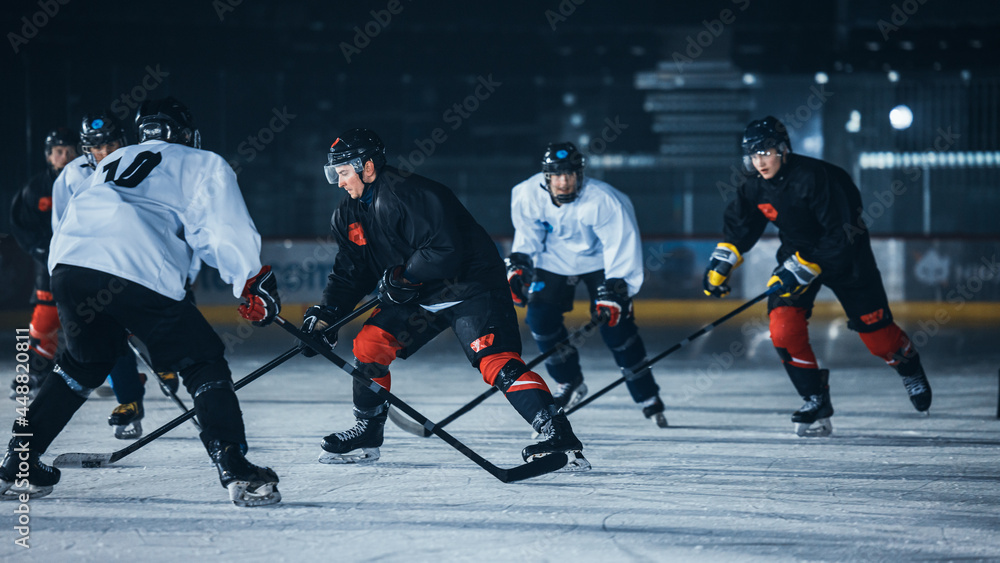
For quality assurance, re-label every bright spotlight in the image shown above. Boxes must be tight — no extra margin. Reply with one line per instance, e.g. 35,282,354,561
814,72,829,84
889,105,913,130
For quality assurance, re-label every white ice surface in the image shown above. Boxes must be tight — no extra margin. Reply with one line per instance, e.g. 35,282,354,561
2,322,999,562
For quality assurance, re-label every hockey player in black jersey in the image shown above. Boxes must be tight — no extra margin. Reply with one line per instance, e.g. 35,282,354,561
703,116,932,436
298,128,588,470
8,128,77,398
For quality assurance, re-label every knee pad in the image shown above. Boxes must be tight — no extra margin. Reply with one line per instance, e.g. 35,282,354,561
525,302,563,335
353,358,391,391
858,323,910,365
29,303,60,360
769,306,817,368
181,358,232,397
353,324,403,366
482,353,549,394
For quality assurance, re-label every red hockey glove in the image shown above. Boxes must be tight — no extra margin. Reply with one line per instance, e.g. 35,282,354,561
504,252,534,307
378,265,421,305
239,265,281,326
594,278,632,328
703,242,742,298
768,253,822,297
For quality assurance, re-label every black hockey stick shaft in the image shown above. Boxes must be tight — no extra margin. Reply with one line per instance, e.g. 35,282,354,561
565,286,778,416
275,314,567,483
97,298,379,465
127,335,202,431
389,316,605,437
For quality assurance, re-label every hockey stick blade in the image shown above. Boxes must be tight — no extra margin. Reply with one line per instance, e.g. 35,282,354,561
388,317,605,437
276,314,566,483
52,299,381,469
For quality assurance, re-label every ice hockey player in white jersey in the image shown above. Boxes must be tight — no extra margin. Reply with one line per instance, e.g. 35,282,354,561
0,97,282,507
508,142,667,426
49,112,154,440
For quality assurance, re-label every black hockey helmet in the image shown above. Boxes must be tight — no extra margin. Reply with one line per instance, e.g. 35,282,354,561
540,142,585,204
741,116,791,172
80,112,127,167
44,127,75,156
135,96,201,149
325,128,386,184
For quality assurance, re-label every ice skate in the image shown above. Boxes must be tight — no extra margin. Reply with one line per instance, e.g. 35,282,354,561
641,396,669,428
208,440,280,507
156,371,180,396
0,439,60,500
552,379,587,410
319,416,385,464
108,401,144,439
522,413,590,471
792,392,834,437
901,367,932,414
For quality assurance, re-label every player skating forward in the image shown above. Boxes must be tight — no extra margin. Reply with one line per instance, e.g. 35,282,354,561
508,142,667,427
50,112,154,439
8,128,77,399
703,116,932,437
298,129,589,470
0,97,282,506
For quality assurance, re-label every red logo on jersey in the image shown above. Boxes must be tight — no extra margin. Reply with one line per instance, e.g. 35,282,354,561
348,222,367,246
470,334,495,353
38,197,52,212
860,308,885,325
757,203,778,221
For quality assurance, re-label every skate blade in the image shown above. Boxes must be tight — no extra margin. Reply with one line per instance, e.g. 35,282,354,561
113,421,143,440
795,418,833,437
227,482,281,507
649,413,668,428
0,480,54,500
318,447,380,464
527,450,591,472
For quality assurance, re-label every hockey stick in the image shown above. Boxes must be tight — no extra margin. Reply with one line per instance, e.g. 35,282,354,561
565,286,780,416
127,334,202,431
388,316,605,437
52,298,380,468
274,315,568,483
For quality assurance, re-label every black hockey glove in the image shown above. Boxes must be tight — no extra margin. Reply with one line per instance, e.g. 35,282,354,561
504,252,534,307
239,265,280,327
298,305,341,357
768,253,822,297
594,278,632,328
703,243,742,298
378,265,421,305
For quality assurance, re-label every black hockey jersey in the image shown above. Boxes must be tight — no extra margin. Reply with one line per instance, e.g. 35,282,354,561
322,166,507,311
9,167,58,264
722,154,868,282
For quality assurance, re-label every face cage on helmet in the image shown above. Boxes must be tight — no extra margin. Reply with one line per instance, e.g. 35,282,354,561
324,155,365,184
542,170,584,204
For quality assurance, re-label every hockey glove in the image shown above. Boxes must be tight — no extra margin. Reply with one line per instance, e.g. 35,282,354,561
378,265,421,305
594,278,632,328
768,253,822,297
504,252,535,307
703,242,742,298
298,305,341,357
238,265,281,326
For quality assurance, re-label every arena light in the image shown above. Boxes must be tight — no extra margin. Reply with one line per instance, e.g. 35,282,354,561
889,105,913,130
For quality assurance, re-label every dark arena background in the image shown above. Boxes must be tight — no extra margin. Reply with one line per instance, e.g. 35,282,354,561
1,1,999,561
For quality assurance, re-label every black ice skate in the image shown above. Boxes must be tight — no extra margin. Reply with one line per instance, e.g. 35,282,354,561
155,371,180,396
319,416,385,464
522,413,590,471
900,367,932,414
552,378,588,410
792,392,834,437
108,401,144,439
0,439,60,500
641,396,669,428
208,440,280,507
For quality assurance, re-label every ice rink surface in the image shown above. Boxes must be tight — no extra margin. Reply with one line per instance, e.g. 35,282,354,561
2,313,999,562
